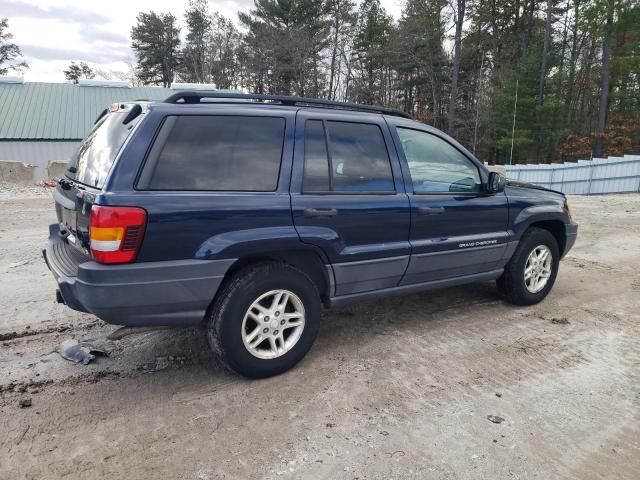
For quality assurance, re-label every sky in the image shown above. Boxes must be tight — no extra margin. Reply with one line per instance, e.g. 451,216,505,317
2,0,405,83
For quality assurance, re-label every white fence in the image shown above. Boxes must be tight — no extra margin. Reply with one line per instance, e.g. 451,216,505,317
504,155,640,195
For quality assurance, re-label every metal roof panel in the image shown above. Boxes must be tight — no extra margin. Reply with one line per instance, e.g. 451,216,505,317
0,82,171,140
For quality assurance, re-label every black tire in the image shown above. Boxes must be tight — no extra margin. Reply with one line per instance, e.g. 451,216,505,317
206,262,321,379
497,227,560,305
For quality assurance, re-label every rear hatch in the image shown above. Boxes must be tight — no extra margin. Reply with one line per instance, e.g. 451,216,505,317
54,103,145,253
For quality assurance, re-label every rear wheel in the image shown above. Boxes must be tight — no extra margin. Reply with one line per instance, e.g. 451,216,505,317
497,227,560,305
206,262,321,378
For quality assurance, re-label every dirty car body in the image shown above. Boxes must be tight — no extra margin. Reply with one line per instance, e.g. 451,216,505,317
44,93,578,377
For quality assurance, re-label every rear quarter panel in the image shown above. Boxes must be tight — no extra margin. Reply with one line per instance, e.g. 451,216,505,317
99,105,300,262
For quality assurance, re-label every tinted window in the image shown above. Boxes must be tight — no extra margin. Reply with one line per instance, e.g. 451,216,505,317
70,110,142,188
326,121,394,192
301,120,394,193
303,120,330,192
140,116,285,191
397,128,481,193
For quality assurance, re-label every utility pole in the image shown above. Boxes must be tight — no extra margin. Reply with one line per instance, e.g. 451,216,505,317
509,79,519,165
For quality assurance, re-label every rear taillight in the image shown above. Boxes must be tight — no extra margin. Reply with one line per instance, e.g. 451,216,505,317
89,205,147,264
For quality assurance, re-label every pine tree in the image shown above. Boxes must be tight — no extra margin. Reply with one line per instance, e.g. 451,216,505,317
182,0,212,83
240,0,330,96
64,61,95,84
131,12,181,87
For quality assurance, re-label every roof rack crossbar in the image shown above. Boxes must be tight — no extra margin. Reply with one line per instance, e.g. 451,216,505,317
163,91,413,119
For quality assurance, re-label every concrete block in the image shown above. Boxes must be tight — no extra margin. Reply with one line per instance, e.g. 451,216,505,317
0,161,35,184
48,160,69,180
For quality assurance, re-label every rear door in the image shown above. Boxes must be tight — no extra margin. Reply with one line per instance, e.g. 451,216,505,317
390,125,509,285
290,110,411,297
54,104,145,253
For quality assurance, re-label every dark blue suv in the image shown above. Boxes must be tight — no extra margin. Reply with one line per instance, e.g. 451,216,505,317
44,92,578,378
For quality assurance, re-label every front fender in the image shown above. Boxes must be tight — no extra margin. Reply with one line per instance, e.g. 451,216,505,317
511,205,569,240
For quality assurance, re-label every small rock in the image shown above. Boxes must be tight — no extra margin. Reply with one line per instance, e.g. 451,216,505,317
487,415,505,424
551,317,570,325
18,398,32,408
495,392,502,398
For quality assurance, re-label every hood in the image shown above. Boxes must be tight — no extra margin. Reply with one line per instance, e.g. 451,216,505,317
506,179,565,197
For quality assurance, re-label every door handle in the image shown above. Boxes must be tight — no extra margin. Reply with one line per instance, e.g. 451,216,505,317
417,206,445,215
304,208,338,218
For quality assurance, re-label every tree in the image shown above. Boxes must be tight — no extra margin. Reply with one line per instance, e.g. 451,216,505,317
448,0,466,135
239,0,330,96
326,0,357,100
208,13,243,89
63,61,95,84
393,0,447,125
352,0,393,104
125,0,640,162
594,0,615,156
0,18,28,75
182,0,212,83
131,12,181,87
537,0,554,105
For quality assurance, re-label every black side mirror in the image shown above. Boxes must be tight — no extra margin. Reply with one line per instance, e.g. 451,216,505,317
487,172,506,193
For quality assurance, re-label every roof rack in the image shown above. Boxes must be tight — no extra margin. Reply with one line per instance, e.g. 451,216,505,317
163,91,413,119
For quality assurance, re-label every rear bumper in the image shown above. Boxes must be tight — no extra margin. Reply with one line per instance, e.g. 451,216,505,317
563,222,578,258
43,224,235,327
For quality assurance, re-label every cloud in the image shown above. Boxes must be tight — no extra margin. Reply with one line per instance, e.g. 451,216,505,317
20,45,129,64
0,0,111,24
78,25,129,45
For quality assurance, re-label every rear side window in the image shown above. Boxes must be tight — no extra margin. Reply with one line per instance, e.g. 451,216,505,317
303,120,330,191
70,110,142,188
302,120,394,193
139,116,285,191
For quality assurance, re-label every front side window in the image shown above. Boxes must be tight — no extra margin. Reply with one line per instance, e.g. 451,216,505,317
139,115,285,191
397,128,482,194
302,120,394,193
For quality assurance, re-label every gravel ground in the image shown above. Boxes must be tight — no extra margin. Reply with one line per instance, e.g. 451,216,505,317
1,184,639,479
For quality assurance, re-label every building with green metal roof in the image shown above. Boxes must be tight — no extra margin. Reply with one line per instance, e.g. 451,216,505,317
0,77,171,182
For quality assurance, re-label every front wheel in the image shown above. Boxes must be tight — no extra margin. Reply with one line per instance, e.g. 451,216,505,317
497,227,560,305
206,262,321,378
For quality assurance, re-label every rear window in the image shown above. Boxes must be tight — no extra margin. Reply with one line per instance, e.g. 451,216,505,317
138,115,285,191
69,110,141,188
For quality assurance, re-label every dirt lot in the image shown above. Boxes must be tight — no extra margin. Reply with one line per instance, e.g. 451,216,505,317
1,183,638,480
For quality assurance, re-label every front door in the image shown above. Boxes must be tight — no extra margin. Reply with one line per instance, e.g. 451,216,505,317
391,126,509,285
290,111,411,297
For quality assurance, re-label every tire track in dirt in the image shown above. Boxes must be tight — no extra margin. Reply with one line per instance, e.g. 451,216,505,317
1,192,639,479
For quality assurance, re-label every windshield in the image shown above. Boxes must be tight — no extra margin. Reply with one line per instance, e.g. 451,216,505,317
67,110,142,188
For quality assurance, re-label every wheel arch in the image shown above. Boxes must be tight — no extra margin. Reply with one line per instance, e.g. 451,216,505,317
512,204,570,258
525,220,567,257
217,249,333,310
